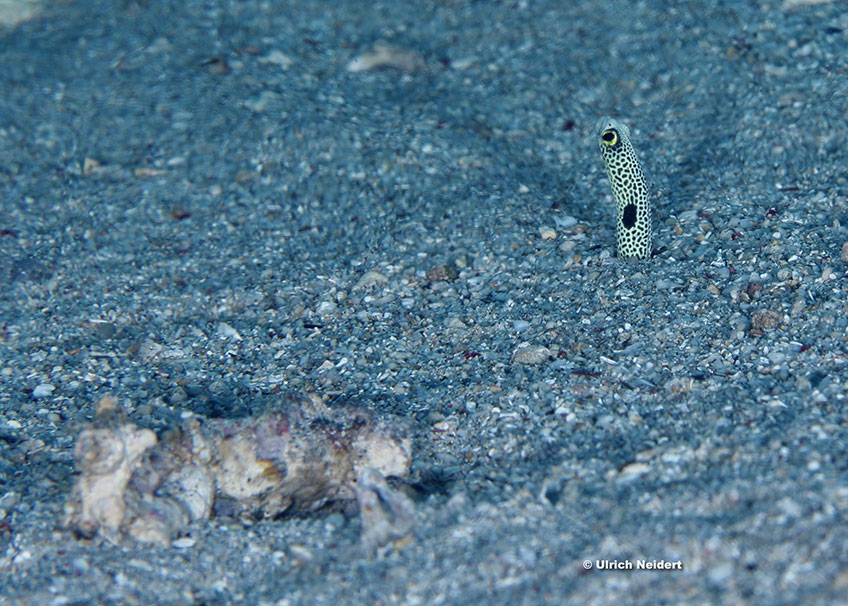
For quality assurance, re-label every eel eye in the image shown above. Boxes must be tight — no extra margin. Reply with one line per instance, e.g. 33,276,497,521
601,129,619,147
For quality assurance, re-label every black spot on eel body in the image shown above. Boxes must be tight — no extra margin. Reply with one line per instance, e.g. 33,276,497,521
622,203,637,229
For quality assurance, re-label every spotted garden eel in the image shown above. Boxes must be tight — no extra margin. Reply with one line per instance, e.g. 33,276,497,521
595,116,652,259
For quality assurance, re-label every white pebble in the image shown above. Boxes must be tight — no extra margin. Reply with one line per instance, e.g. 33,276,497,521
539,226,557,240
346,46,424,73
708,561,734,584
354,269,388,291
243,90,279,113
511,343,552,365
554,215,578,229
316,301,337,315
172,537,197,549
617,461,650,482
258,50,292,69
32,384,55,398
217,322,242,341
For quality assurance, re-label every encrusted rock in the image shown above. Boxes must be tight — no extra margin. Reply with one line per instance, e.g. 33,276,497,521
64,391,412,547
511,343,553,365
751,309,782,330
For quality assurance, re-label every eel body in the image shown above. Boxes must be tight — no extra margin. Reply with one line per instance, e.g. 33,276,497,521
595,116,652,259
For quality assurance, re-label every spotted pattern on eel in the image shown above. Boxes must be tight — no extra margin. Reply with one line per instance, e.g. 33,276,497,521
595,116,652,260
